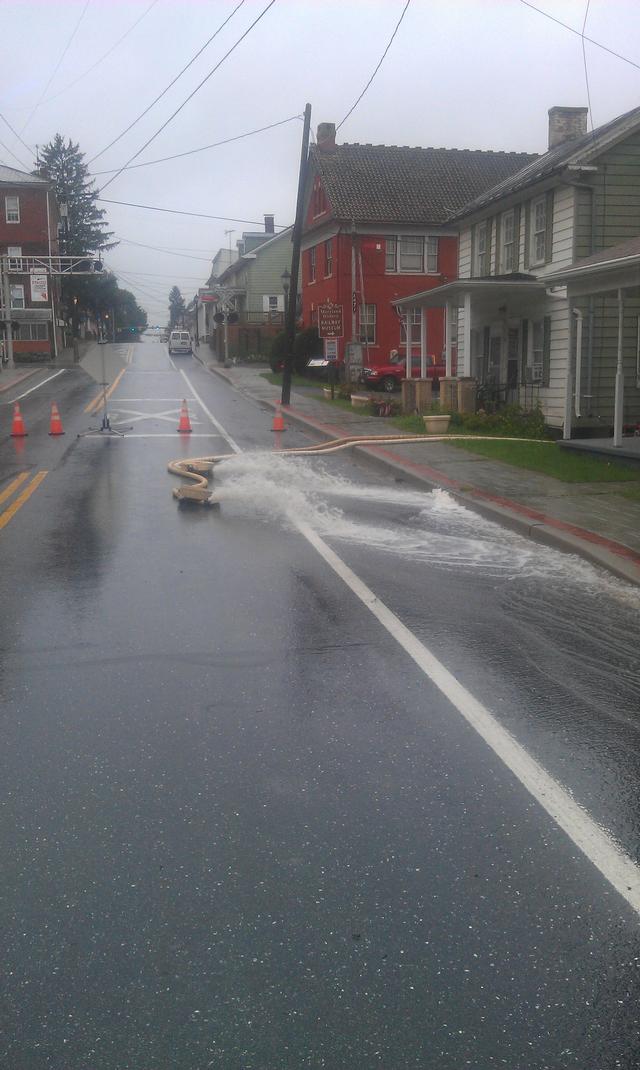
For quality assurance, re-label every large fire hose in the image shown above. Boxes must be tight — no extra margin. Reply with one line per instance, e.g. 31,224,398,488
168,435,551,505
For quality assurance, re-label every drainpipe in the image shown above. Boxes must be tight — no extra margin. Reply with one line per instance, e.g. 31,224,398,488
613,287,625,447
572,308,583,417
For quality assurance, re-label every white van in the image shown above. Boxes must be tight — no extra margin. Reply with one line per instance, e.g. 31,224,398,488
168,330,192,355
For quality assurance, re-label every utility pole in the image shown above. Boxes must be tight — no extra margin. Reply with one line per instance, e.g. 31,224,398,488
281,102,311,407
1,262,14,368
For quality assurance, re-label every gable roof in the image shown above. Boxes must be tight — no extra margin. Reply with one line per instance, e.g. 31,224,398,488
0,163,48,187
309,143,537,227
217,226,292,283
545,234,640,283
451,104,640,220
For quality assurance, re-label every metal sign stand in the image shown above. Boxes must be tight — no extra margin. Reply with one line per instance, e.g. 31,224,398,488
78,336,132,438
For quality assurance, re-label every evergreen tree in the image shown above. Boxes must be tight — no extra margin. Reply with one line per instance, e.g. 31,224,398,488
168,286,185,328
37,134,115,255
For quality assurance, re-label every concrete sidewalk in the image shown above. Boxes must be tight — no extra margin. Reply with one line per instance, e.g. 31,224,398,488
196,355,640,586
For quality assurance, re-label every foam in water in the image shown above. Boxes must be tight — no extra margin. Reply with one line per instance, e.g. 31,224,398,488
210,451,640,606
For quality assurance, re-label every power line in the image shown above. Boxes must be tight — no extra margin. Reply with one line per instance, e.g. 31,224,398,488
118,237,214,261
0,137,30,171
98,0,278,192
581,0,594,132
519,0,640,71
109,268,206,281
98,197,290,228
89,0,246,165
47,0,160,104
0,110,35,159
336,0,412,131
91,115,301,175
21,0,92,134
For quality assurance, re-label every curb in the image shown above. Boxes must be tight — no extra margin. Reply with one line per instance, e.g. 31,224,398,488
199,364,640,587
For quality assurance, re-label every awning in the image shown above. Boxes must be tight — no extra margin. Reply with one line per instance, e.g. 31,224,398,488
392,277,545,310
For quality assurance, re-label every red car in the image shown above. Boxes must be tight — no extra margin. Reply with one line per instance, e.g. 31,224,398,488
362,352,447,393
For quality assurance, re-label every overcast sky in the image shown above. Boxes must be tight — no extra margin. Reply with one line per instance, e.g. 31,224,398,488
2,0,640,323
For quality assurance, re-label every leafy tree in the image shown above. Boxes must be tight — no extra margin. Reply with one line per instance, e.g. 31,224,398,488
293,326,321,373
168,286,186,328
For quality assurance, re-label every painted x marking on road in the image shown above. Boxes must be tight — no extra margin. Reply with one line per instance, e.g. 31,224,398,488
108,407,202,427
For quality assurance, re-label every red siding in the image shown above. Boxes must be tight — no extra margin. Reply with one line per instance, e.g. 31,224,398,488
301,230,457,366
1,184,59,358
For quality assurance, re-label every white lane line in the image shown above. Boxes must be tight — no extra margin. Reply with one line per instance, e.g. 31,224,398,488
7,368,66,401
168,356,177,371
176,390,640,917
180,368,240,454
112,398,195,402
293,518,640,919
83,433,223,439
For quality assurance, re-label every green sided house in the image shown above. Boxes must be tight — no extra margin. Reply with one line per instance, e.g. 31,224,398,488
394,104,640,442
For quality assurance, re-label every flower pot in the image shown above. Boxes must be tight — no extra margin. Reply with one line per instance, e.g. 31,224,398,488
351,393,372,409
323,386,334,399
423,414,451,434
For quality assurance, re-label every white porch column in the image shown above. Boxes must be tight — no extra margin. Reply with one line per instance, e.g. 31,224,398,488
613,288,625,447
420,308,427,378
445,301,453,377
462,291,471,377
405,311,411,377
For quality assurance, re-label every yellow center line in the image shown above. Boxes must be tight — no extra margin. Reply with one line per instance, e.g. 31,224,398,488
0,471,48,532
0,471,30,507
85,366,127,414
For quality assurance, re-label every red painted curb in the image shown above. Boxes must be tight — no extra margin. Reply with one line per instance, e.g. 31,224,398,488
0,368,40,395
283,403,640,571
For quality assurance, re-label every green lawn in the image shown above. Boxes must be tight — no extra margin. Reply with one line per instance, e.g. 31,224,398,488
260,371,324,390
450,438,640,483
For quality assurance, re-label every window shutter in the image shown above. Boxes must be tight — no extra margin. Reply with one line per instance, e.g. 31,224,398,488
482,324,491,379
470,226,476,278
494,215,501,275
542,315,551,386
262,295,270,312
520,318,528,384
485,218,492,275
513,205,521,272
544,190,554,264
524,201,531,270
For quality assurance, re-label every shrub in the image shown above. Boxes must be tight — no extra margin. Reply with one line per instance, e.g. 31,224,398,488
450,404,547,439
293,326,320,373
268,331,288,372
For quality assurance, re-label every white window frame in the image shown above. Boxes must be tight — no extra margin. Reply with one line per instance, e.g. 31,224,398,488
385,237,397,272
399,235,424,273
527,318,544,383
7,246,22,270
530,197,546,266
359,303,376,344
400,307,422,346
324,238,333,277
17,322,48,341
426,236,438,273
501,210,515,273
474,221,488,276
5,195,19,223
309,246,316,283
10,283,25,308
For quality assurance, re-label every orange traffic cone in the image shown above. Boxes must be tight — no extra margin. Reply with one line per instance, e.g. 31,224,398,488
177,399,193,433
271,404,285,432
10,402,27,437
48,401,65,436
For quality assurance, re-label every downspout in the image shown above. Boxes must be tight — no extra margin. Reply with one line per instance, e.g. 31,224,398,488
572,308,583,417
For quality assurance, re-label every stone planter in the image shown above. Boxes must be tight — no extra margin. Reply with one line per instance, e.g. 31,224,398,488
423,414,451,435
323,386,335,399
351,393,372,409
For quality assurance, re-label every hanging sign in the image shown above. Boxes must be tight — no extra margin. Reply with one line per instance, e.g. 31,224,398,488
318,302,343,338
30,273,48,302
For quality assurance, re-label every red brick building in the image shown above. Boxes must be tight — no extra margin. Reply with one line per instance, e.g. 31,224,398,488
0,165,61,363
301,123,536,372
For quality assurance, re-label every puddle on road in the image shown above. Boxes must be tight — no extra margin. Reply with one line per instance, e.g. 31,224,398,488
210,452,640,606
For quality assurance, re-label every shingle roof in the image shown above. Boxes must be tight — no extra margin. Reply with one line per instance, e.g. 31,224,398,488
568,234,640,269
310,143,538,226
0,164,47,186
450,104,640,220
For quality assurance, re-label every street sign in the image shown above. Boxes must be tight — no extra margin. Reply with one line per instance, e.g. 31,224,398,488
198,290,218,303
30,272,48,302
318,302,343,338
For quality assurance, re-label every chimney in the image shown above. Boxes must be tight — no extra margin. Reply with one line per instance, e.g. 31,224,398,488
548,106,588,149
317,122,336,152
264,213,274,234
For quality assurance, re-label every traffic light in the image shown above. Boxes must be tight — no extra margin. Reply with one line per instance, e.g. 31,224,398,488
213,312,225,325
226,311,239,325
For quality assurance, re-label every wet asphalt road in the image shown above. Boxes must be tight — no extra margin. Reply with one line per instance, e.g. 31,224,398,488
1,337,640,1069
